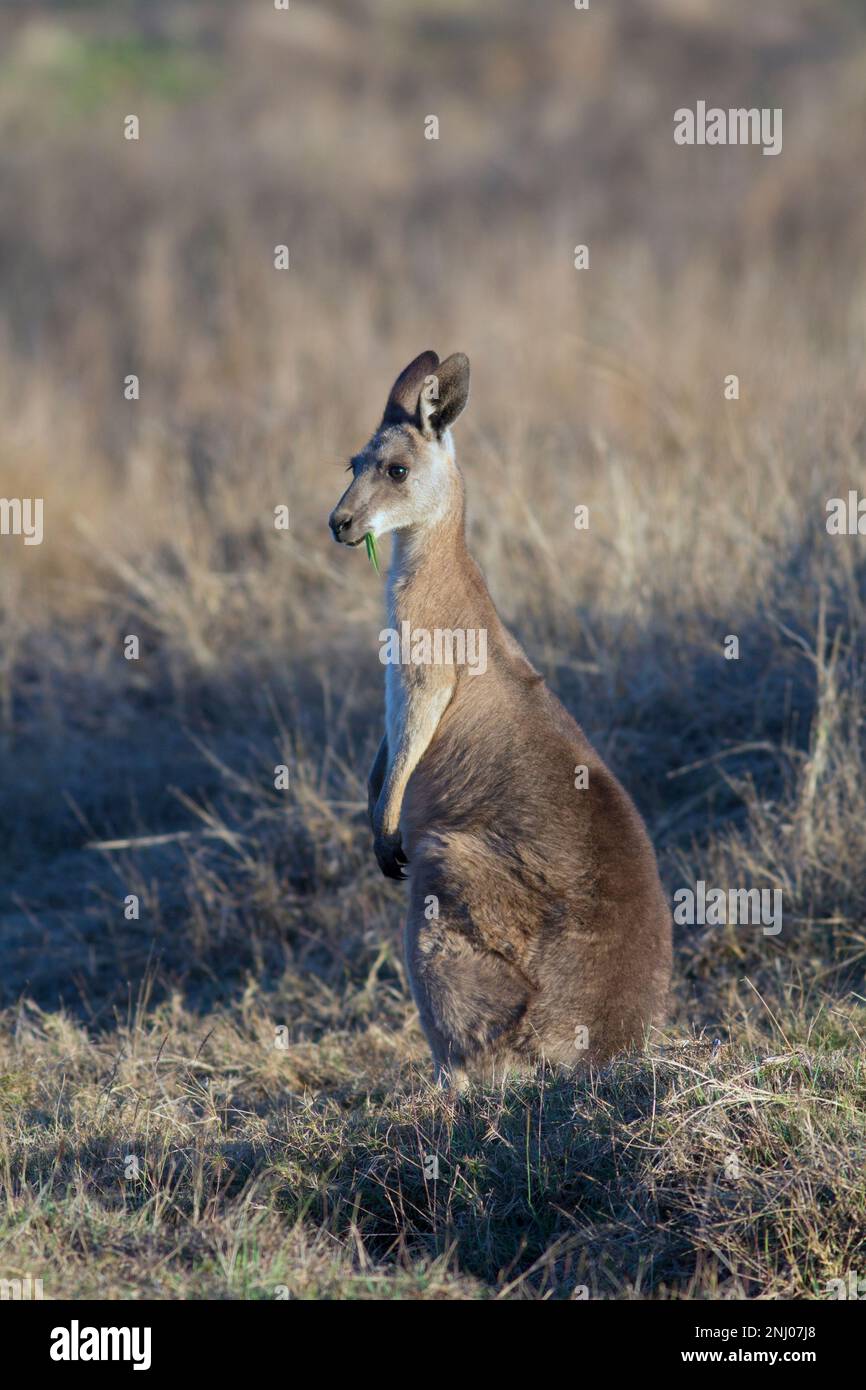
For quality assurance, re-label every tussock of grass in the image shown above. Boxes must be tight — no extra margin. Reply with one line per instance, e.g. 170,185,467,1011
2,1007,863,1299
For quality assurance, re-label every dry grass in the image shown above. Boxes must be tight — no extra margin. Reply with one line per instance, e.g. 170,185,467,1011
1,0,865,1299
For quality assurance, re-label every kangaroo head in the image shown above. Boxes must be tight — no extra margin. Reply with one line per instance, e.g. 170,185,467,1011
329,350,470,547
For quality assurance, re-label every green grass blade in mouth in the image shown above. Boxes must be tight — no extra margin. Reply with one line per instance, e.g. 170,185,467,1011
365,532,380,574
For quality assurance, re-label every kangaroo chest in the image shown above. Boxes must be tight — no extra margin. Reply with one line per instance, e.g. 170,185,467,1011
384,660,406,767
383,549,477,775
384,575,409,770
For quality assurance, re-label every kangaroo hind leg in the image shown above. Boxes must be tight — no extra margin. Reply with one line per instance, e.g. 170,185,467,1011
405,872,533,1086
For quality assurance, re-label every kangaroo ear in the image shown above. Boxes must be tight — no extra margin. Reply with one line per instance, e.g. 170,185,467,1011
382,350,440,426
418,353,470,439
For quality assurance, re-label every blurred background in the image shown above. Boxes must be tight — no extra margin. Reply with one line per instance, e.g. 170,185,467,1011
1,0,866,1299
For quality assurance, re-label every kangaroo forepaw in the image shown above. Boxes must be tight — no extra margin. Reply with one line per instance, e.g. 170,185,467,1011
374,829,408,880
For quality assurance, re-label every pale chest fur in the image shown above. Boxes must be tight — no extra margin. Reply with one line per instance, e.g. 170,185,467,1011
383,546,449,775
384,660,406,767
384,565,408,771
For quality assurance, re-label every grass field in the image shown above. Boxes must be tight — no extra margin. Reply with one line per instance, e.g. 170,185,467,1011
1,0,865,1299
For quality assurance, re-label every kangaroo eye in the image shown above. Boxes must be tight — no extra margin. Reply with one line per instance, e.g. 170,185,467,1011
387,465,408,481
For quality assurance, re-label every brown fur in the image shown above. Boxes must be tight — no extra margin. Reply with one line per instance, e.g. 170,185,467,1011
329,352,672,1086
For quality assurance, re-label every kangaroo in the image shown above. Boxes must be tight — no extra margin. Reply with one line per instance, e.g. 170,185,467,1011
329,350,672,1086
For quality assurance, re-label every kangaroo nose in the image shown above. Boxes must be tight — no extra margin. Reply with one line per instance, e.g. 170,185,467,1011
330,509,353,540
